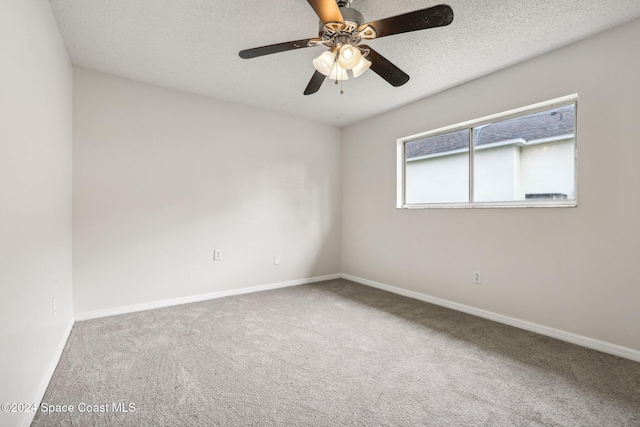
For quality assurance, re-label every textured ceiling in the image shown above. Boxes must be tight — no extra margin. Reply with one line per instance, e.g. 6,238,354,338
50,0,640,127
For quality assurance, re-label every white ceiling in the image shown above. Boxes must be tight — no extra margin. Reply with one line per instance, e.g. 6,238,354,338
50,0,640,127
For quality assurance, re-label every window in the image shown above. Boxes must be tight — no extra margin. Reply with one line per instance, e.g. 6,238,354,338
397,95,577,208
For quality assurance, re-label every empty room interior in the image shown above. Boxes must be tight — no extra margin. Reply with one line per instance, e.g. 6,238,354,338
2,0,640,426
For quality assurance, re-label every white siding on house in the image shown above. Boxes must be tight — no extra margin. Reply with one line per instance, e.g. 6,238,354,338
405,138,575,204
521,139,575,198
474,145,522,202
406,152,468,203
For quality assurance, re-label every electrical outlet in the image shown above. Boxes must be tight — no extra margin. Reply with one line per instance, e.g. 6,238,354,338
214,250,222,261
274,255,281,265
473,271,482,284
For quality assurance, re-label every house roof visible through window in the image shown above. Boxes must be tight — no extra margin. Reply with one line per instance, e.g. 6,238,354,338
406,105,575,159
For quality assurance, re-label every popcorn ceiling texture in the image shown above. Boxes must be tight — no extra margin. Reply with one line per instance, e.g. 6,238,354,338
50,0,640,126
33,280,640,426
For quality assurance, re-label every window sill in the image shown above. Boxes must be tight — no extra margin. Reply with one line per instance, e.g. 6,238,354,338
398,200,577,209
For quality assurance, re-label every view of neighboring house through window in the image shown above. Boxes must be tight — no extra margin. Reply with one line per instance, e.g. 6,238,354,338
399,96,577,207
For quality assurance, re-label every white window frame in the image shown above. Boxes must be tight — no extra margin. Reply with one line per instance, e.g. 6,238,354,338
396,94,578,209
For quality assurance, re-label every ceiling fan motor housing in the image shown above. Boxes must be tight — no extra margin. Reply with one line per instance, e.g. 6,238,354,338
317,7,365,50
339,7,363,25
318,7,363,29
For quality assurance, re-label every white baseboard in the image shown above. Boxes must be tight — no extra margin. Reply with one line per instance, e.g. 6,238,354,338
20,317,74,427
75,273,342,321
342,273,640,363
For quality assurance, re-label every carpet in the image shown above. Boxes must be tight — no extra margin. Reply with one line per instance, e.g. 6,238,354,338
32,279,640,426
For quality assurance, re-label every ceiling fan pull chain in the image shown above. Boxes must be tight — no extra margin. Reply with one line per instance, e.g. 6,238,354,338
333,50,339,86
340,80,344,95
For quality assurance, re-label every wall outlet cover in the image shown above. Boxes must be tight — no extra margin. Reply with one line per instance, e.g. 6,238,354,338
474,271,482,284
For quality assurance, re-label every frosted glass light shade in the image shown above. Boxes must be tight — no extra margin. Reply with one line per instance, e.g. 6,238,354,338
313,50,336,76
352,56,372,78
337,44,362,70
328,63,348,81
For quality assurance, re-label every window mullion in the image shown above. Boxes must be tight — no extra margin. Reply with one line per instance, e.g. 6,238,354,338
469,127,474,203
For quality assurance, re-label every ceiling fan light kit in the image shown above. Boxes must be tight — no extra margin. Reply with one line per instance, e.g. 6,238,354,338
239,0,454,95
312,49,337,75
351,56,372,78
337,44,362,69
328,62,349,81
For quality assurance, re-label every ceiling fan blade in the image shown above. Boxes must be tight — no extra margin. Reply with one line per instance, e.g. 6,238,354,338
304,71,326,95
307,0,344,25
239,39,313,59
360,45,409,87
367,4,453,39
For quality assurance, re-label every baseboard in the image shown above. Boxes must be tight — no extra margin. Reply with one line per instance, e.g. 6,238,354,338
342,273,640,363
19,317,74,427
75,273,342,321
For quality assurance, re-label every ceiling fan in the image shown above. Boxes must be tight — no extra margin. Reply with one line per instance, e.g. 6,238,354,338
239,0,454,95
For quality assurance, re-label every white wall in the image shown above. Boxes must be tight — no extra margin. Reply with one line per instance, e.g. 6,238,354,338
0,1,73,426
342,18,640,352
73,68,342,315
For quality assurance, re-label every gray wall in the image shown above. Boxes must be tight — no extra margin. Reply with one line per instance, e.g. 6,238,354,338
0,1,74,426
73,68,342,315
342,18,640,352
